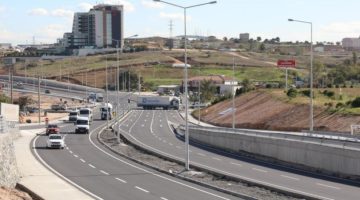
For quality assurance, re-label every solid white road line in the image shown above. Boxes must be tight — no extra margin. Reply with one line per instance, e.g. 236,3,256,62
212,157,221,161
281,175,299,181
230,162,242,167
135,186,149,193
80,159,86,163
88,164,96,169
316,183,341,190
252,168,268,173
100,170,109,175
197,153,206,157
115,178,127,183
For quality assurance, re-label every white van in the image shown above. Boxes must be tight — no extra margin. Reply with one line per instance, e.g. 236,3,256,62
79,108,93,122
75,117,90,134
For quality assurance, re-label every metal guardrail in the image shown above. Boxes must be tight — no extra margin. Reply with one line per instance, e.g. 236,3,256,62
180,125,360,146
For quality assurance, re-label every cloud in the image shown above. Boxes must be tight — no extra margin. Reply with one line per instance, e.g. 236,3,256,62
104,0,135,12
0,5,5,13
141,0,164,9
159,12,190,21
319,21,360,38
28,8,49,16
51,9,73,18
78,3,93,11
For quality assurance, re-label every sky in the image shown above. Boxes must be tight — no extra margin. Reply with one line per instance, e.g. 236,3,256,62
1,0,360,45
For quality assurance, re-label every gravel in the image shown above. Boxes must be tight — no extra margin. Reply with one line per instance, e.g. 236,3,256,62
100,130,306,200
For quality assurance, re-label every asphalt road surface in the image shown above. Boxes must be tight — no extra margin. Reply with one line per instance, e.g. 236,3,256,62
31,93,242,200
119,109,360,200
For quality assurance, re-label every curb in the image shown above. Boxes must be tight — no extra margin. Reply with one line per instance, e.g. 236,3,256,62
16,183,44,200
97,129,257,200
119,130,322,200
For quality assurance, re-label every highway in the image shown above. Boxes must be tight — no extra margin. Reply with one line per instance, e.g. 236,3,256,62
119,109,360,200
31,93,242,200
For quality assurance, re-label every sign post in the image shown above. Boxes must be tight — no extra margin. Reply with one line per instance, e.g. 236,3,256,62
277,60,296,90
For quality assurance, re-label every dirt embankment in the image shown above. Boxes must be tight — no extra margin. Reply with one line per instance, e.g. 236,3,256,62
200,91,360,132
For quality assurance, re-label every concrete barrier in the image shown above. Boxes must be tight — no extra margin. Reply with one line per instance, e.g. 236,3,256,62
181,126,360,179
0,131,20,187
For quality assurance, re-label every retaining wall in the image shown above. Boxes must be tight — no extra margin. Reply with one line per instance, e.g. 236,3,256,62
0,130,20,187
185,126,360,178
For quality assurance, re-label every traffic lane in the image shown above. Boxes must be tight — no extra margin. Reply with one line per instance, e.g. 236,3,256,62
126,110,360,200
166,110,185,125
35,122,166,200
67,119,242,200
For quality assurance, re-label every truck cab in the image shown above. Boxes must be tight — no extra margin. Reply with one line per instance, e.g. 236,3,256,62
68,110,79,122
75,117,90,134
100,103,113,120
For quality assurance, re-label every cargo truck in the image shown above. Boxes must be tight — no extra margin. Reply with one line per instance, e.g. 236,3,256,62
137,96,180,110
100,103,113,120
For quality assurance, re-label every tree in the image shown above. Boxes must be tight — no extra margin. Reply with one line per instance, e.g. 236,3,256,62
200,80,217,102
17,96,33,110
223,37,228,41
313,61,325,86
352,51,357,65
256,36,262,42
259,43,265,52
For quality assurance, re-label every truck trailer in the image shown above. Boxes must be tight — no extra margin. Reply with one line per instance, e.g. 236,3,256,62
137,96,180,110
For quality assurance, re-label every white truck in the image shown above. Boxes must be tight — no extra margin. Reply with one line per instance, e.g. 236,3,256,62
79,108,93,122
100,103,113,120
137,96,180,110
74,116,90,134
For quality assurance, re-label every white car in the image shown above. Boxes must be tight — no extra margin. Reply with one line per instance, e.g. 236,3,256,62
46,134,65,149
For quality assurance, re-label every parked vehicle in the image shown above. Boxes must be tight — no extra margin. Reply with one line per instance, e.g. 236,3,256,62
68,110,79,122
46,124,60,135
137,96,180,110
100,103,113,120
79,108,93,122
51,104,67,111
46,134,65,149
75,117,90,134
45,89,51,94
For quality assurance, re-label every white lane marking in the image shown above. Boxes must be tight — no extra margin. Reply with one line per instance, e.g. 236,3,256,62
129,110,144,134
33,136,103,200
69,150,73,154
212,157,221,161
160,124,163,128
74,154,78,158
230,162,242,167
316,183,341,190
252,168,268,173
197,153,206,157
135,186,149,193
281,175,299,181
118,112,336,200
100,170,109,175
141,124,145,127
161,197,168,200
169,143,173,146
115,178,127,183
92,123,232,200
150,110,155,133
89,164,96,168
66,147,69,150
80,159,86,163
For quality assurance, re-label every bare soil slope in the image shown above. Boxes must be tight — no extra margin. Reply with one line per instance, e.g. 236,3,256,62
200,91,360,133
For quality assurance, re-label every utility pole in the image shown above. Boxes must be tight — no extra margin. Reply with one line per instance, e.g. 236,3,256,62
10,66,13,104
106,55,109,129
232,57,236,129
38,76,41,124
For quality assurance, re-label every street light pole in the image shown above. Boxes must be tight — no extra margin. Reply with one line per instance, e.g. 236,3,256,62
154,0,217,171
232,57,235,129
288,18,314,131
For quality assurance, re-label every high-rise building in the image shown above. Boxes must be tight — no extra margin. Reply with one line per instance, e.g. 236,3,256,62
62,4,124,49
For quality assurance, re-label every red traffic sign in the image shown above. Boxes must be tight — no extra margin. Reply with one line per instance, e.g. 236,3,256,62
277,60,296,68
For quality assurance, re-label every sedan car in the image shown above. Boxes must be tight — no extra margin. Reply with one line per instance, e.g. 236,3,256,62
46,134,65,149
46,124,60,135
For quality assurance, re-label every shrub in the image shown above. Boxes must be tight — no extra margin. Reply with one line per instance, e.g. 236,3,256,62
301,90,311,97
336,102,344,108
322,90,335,98
286,88,297,98
351,97,360,108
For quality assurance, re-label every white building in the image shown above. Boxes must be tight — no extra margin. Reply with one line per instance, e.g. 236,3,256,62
342,37,360,50
239,33,250,42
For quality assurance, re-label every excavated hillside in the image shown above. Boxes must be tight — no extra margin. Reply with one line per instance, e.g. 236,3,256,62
199,91,360,133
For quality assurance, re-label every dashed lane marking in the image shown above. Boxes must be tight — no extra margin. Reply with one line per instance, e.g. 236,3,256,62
80,159,86,163
115,178,127,183
100,170,109,175
88,164,96,168
230,162,242,167
135,186,149,193
281,175,299,181
316,183,340,190
252,168,268,173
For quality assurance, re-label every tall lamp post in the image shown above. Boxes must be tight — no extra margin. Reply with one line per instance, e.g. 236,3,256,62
154,0,217,171
288,18,314,131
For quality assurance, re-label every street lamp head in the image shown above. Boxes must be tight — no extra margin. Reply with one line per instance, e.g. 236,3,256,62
288,18,294,22
209,1,217,4
153,0,160,2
